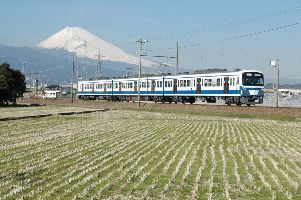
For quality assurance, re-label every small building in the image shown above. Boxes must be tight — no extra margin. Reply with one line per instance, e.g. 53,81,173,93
43,85,61,99
43,90,61,99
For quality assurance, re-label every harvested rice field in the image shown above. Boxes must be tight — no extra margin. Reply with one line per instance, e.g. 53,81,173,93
0,107,301,199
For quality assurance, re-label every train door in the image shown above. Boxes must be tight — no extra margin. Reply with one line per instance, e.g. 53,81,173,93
92,83,95,92
81,84,84,92
173,79,177,94
224,77,229,94
119,82,122,92
134,81,137,93
151,80,155,93
196,78,201,94
104,83,107,93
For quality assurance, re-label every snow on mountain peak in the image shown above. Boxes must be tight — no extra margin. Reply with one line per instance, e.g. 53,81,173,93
36,27,155,66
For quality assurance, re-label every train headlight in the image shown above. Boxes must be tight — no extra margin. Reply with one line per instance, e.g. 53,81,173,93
258,89,265,96
242,89,250,96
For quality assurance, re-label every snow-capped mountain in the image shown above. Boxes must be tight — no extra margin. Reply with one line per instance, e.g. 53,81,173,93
36,27,155,66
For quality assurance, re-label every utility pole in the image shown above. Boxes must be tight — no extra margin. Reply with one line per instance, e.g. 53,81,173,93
270,59,279,107
71,44,84,103
71,58,75,103
22,60,26,74
135,39,148,108
176,42,179,75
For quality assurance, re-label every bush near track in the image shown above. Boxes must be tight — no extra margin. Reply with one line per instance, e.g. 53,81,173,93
1,109,301,199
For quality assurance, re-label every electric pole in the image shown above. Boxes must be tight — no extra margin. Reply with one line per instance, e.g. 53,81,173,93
270,59,279,107
71,58,75,103
176,42,179,75
22,60,26,74
71,44,84,103
135,39,148,108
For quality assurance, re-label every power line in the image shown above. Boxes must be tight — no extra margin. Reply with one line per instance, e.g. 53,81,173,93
148,5,301,42
148,21,301,52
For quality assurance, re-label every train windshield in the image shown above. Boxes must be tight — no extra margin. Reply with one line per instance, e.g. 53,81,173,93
242,72,264,86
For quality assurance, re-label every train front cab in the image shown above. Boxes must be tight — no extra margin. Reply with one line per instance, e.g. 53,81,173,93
239,71,264,106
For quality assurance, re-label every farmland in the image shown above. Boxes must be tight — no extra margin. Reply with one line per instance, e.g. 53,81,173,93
0,106,301,199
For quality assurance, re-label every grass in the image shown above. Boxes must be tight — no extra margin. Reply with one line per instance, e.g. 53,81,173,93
132,106,301,122
0,108,300,199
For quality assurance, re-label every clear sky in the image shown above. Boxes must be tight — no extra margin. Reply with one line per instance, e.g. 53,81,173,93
1,0,301,82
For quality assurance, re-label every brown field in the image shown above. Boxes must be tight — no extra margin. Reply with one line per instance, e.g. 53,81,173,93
18,98,301,121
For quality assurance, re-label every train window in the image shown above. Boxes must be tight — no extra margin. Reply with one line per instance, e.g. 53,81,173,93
212,79,216,87
237,77,239,85
230,78,232,86
208,79,212,87
242,72,264,86
183,80,186,87
204,79,208,87
187,80,190,87
217,79,220,86
180,80,183,87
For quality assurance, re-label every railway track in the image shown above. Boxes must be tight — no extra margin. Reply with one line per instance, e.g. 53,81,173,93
17,98,301,120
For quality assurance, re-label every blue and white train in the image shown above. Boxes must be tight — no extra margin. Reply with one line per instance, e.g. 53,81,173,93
77,70,264,106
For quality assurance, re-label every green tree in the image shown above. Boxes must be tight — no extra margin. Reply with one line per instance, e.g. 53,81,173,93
0,63,26,104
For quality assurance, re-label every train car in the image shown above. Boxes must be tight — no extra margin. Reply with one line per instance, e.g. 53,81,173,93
77,69,264,106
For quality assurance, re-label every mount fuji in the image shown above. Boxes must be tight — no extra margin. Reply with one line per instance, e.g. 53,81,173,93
36,27,155,66
0,27,162,84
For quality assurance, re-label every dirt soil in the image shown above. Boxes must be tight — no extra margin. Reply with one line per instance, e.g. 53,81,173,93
17,98,301,120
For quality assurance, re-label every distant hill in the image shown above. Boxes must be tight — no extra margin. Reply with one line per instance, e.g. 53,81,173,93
0,44,146,85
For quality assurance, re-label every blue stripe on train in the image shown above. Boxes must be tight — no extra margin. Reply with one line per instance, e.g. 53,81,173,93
78,88,263,96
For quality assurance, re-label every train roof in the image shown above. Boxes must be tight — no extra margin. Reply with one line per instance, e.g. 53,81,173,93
78,69,263,83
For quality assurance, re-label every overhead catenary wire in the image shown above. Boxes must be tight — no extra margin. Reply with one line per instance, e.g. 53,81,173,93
115,4,301,48
148,5,301,42
147,21,301,52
